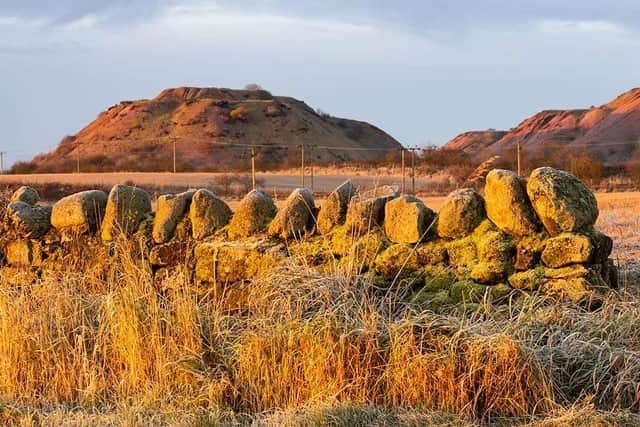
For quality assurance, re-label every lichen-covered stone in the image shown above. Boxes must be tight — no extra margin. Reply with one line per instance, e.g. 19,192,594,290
101,185,152,241
317,181,357,234
526,167,598,236
194,241,285,283
384,195,436,244
6,202,52,239
514,231,548,270
540,278,603,305
445,237,478,280
508,268,545,290
5,239,43,267
543,264,590,279
373,244,420,280
267,188,316,239
190,189,232,240
51,190,108,236
228,190,277,239
152,190,195,244
541,232,593,268
422,265,456,293
149,239,193,267
590,231,613,264
416,240,448,265
484,169,539,237
287,238,332,267
470,220,515,284
437,188,486,239
345,185,398,234
11,186,39,205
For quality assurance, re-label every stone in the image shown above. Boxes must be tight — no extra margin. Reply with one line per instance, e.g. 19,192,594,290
373,244,420,280
6,202,52,239
543,264,591,279
152,190,195,244
101,185,152,241
194,241,285,284
345,185,398,234
590,231,613,264
11,186,39,205
541,233,593,268
445,237,478,280
540,278,602,305
514,231,548,270
437,188,485,239
508,268,545,291
228,190,277,239
484,169,539,237
317,181,357,234
469,220,515,284
149,240,193,267
267,188,316,239
526,167,598,236
422,266,456,293
384,195,436,244
190,189,233,240
5,239,43,267
416,240,448,265
51,190,108,235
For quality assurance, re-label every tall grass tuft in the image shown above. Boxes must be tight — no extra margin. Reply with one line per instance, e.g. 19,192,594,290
0,238,639,423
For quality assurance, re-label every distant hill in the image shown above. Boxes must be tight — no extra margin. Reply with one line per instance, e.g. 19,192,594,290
23,87,402,173
443,88,640,165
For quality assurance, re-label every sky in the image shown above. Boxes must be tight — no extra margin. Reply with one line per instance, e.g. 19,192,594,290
1,0,640,166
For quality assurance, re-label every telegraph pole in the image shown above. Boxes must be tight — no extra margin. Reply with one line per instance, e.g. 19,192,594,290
309,146,314,193
411,148,416,194
0,152,5,175
251,146,256,190
173,138,177,174
517,142,521,177
300,144,305,188
401,148,406,195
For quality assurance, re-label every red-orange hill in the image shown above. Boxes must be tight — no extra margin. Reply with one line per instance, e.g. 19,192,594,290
28,87,402,172
444,88,640,164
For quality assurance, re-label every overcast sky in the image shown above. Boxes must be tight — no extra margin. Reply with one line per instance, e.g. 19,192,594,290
1,0,639,165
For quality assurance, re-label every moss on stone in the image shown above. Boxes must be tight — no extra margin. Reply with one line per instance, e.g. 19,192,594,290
416,240,448,265
508,268,545,290
437,188,486,239
228,190,277,239
445,237,478,280
373,243,420,280
541,232,593,268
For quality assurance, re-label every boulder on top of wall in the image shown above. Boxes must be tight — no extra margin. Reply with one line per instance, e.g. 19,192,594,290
484,169,539,237
526,167,598,236
228,189,277,239
6,202,52,239
101,185,152,241
51,190,108,236
345,185,398,234
189,189,233,241
317,181,357,234
10,186,39,205
267,188,316,240
437,188,485,239
384,195,436,244
152,190,195,244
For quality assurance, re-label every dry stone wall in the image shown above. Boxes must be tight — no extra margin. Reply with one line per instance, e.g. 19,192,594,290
0,167,618,309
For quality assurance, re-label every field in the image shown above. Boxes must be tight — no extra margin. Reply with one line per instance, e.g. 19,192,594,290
1,186,640,426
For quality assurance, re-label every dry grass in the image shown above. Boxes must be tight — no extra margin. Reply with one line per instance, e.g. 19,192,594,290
0,193,639,424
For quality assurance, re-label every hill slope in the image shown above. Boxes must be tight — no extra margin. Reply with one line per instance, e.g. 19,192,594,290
26,87,402,172
444,88,640,164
